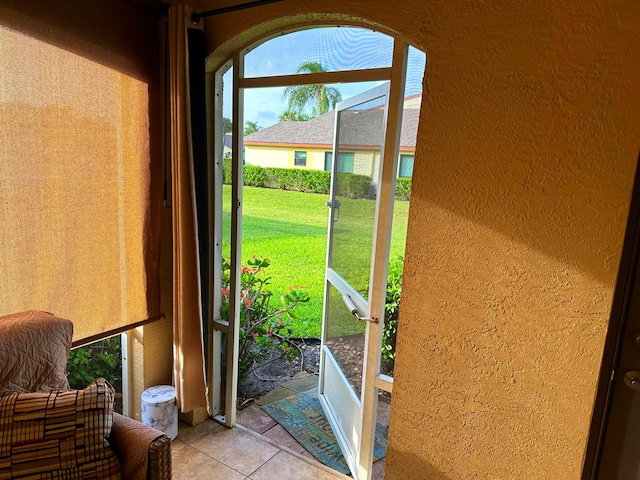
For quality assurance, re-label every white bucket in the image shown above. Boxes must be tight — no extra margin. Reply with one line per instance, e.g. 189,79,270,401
141,385,178,440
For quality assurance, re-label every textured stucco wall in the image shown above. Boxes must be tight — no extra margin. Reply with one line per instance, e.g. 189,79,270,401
388,3,640,478
198,0,640,478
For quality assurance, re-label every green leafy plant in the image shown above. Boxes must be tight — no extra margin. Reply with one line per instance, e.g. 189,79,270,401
67,336,122,389
220,256,310,379
382,256,403,370
302,170,332,193
395,177,412,201
265,167,296,189
244,120,261,136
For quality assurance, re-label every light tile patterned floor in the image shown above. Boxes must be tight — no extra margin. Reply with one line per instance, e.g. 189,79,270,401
173,420,350,480
172,372,388,479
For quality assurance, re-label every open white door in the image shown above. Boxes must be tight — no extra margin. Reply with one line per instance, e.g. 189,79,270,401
208,30,417,467
319,81,396,480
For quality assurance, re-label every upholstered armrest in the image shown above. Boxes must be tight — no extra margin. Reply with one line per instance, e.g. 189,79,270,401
110,413,172,480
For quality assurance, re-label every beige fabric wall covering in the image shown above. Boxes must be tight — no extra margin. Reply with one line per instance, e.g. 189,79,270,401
169,4,208,412
0,21,159,342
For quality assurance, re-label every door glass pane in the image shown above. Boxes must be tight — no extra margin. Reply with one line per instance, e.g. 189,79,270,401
330,95,386,300
325,283,366,398
375,393,391,476
216,331,228,415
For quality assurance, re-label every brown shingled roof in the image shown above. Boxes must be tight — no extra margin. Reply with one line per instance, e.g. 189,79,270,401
244,107,419,150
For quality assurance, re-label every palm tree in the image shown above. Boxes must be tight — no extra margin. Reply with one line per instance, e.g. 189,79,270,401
282,61,342,120
278,110,310,122
244,121,261,136
222,117,232,134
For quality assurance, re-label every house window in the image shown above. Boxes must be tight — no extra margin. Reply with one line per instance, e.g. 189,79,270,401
294,151,307,167
324,152,332,171
399,154,414,178
338,152,354,173
325,152,354,173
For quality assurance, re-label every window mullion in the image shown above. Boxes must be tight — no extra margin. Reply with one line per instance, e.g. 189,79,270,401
239,67,392,90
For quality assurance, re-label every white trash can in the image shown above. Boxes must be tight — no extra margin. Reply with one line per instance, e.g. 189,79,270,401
141,385,178,440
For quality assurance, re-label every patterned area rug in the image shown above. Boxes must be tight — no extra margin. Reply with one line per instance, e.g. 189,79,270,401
261,389,388,475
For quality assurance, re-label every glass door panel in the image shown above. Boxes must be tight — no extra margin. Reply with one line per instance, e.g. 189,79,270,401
325,277,366,398
328,95,386,302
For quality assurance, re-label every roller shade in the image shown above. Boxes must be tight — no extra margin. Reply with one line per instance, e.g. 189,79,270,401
0,23,160,343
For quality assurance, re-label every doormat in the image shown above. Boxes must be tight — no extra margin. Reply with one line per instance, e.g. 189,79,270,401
261,389,388,475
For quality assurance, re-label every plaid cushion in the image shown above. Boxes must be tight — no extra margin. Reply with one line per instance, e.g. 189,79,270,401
0,378,121,479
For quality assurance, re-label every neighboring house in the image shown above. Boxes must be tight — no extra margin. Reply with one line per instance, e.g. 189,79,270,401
244,97,419,180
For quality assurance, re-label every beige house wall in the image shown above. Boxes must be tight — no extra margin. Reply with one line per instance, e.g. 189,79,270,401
202,1,640,478
309,148,329,171
245,144,391,182
245,144,331,170
245,145,289,168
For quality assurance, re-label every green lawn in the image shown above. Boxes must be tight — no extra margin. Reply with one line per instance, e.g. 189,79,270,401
222,185,409,338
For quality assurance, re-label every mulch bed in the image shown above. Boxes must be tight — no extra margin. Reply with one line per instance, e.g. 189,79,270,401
237,338,321,408
237,335,393,409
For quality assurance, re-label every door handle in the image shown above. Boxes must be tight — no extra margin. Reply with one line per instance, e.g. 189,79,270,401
326,200,341,222
624,371,640,390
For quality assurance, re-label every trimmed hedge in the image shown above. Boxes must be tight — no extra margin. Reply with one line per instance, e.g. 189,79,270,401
222,162,381,199
265,167,332,194
222,158,232,184
244,165,268,187
265,167,299,190
336,172,371,199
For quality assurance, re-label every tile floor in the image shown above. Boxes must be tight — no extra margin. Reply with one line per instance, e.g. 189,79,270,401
173,420,349,479
172,372,388,480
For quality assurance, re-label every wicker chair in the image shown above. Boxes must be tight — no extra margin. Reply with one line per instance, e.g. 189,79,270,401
0,310,172,480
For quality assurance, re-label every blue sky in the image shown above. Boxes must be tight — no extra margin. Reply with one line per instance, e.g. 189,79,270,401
222,27,426,129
